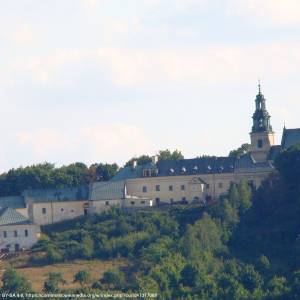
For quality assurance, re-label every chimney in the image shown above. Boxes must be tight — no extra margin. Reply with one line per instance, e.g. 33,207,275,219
152,155,158,164
132,160,137,169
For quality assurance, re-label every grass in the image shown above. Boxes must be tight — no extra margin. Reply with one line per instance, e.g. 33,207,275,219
1,253,127,292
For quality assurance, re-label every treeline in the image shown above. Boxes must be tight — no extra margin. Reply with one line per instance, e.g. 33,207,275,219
0,162,118,197
0,149,183,197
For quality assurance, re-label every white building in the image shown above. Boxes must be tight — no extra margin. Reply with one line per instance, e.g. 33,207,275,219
0,207,40,252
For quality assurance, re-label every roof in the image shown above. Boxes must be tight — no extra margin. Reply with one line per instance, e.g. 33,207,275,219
281,128,300,150
90,181,125,200
156,157,236,176
235,153,273,170
0,207,32,226
23,185,89,203
111,157,236,181
268,145,282,161
0,196,26,209
111,165,144,181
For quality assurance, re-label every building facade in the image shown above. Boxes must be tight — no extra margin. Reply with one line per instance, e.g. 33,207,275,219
0,207,40,252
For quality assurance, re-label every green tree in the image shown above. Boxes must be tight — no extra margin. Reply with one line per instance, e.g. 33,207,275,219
2,268,32,297
229,143,251,159
157,149,184,161
101,270,125,290
43,272,66,292
266,276,289,299
275,143,300,186
74,270,91,286
237,180,252,214
125,155,152,167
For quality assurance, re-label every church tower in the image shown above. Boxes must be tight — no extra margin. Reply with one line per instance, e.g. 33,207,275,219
249,83,275,162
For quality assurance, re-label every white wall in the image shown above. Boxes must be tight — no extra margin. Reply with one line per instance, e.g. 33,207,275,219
0,224,40,252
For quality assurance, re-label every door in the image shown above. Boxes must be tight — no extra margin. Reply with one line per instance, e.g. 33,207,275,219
15,244,20,252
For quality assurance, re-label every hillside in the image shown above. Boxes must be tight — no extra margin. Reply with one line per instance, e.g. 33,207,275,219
1,145,300,300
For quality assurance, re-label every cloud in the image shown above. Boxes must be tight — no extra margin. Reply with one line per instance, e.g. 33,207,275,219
230,0,300,25
16,123,154,166
0,17,37,46
95,44,300,86
2,42,300,88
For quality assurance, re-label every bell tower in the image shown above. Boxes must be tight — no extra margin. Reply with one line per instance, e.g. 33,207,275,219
250,83,275,162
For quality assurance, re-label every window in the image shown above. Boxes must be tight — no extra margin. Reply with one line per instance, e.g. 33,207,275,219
25,230,28,237
42,208,47,214
169,185,173,191
155,198,160,205
170,198,174,204
105,201,110,206
61,208,64,212
142,186,147,193
181,185,185,191
218,183,223,188
14,231,18,237
131,201,135,205
151,170,157,177
182,197,186,202
71,209,74,213
206,184,210,189
155,185,160,191
3,231,7,238
141,200,145,204
258,139,263,148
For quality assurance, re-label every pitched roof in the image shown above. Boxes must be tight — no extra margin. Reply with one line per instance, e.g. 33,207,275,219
235,153,273,170
23,185,89,203
268,145,282,161
281,128,300,150
111,157,236,181
156,157,236,176
90,181,125,200
0,207,32,226
0,196,26,209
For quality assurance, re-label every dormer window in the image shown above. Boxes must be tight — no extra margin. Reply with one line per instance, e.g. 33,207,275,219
143,163,158,177
219,166,224,173
193,166,198,173
151,169,158,177
169,168,175,175
207,165,212,172
181,167,186,174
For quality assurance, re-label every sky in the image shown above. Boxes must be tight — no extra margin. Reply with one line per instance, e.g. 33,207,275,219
0,0,300,172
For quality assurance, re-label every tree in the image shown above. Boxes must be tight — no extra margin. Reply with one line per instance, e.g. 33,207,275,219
229,144,251,159
239,265,263,292
180,263,202,287
275,143,300,186
266,276,289,299
237,180,252,215
157,149,184,161
2,268,32,297
44,272,66,292
74,270,91,286
101,269,125,290
125,155,152,167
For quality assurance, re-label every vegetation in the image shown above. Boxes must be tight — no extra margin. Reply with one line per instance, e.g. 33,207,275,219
2,144,300,299
125,149,184,166
0,162,118,196
229,143,251,158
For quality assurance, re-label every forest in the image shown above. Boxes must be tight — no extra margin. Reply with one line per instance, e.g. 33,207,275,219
1,145,300,299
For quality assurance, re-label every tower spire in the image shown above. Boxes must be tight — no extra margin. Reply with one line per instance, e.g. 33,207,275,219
251,83,273,133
